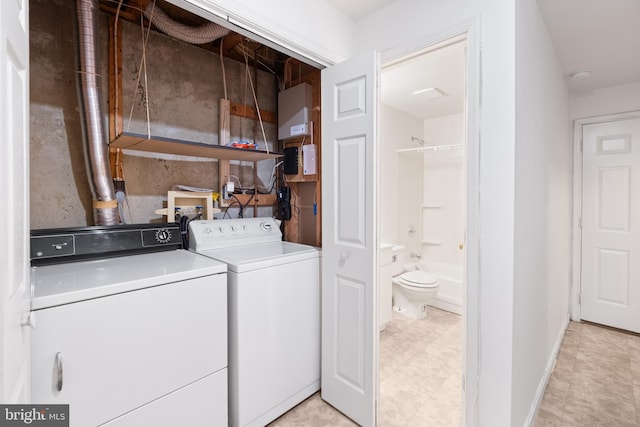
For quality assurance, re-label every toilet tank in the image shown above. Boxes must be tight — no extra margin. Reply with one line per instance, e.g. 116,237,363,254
391,245,405,276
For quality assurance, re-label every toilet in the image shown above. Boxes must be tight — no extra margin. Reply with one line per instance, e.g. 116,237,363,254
391,252,439,319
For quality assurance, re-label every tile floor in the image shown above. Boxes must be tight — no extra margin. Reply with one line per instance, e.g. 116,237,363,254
270,315,640,426
269,307,463,427
534,321,640,427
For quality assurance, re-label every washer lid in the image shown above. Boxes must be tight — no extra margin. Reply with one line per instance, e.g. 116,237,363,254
195,241,320,273
399,270,438,286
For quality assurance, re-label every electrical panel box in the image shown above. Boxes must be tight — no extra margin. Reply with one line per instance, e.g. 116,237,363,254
278,83,312,140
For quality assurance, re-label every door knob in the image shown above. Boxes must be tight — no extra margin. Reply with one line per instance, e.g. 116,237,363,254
339,251,349,267
21,312,37,329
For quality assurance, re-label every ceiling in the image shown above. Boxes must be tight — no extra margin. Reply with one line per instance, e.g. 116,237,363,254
324,0,397,21
381,40,466,121
334,0,640,119
537,0,640,94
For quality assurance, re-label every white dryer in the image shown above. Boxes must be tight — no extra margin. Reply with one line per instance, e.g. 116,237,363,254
30,223,228,427
189,217,320,427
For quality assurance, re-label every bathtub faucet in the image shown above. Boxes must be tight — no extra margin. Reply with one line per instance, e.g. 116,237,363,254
410,252,421,259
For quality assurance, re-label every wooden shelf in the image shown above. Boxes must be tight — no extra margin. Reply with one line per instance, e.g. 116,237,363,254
228,193,276,206
110,132,283,162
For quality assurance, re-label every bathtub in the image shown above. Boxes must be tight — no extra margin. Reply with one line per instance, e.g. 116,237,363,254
404,261,463,315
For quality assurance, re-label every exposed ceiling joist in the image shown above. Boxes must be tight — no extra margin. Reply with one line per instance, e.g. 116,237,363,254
97,0,288,76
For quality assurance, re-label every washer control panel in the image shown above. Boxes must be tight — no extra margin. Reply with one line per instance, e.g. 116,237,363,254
188,217,282,250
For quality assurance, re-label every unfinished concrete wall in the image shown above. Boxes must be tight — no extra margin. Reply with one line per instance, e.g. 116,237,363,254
30,0,277,229
30,0,103,228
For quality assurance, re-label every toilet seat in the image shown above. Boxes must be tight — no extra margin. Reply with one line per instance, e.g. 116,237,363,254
398,270,438,288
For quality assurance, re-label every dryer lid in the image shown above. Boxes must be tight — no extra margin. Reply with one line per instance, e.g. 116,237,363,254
399,270,438,286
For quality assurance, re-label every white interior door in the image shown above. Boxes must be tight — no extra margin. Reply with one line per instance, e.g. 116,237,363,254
581,117,640,333
0,0,31,403
321,51,378,427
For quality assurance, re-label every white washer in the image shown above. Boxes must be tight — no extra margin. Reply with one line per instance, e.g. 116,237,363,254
189,217,320,427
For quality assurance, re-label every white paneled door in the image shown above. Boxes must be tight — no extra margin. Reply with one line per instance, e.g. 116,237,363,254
321,52,378,427
581,117,640,333
0,0,31,403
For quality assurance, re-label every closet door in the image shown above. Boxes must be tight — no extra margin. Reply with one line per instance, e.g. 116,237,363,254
321,51,379,427
0,0,31,403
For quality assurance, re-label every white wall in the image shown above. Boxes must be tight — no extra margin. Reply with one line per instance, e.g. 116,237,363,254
513,0,571,425
380,104,424,249
358,1,517,425
570,81,640,120
171,0,355,65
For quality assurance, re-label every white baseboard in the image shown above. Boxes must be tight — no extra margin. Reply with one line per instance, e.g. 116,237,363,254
524,313,570,426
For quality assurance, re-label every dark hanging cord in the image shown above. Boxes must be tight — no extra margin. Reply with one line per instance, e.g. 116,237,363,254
179,215,190,248
178,210,203,249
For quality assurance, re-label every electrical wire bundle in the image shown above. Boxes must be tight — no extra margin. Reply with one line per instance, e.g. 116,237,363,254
223,192,255,219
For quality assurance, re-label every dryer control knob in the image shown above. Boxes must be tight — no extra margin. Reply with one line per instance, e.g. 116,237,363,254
261,222,272,232
155,229,172,243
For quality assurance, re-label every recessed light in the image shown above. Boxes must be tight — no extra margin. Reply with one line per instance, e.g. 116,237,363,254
570,70,591,80
411,87,444,98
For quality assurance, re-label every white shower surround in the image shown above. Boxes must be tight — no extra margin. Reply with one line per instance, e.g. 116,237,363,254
421,113,465,267
419,113,465,314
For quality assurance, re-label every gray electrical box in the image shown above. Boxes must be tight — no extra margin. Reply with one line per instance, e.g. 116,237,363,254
278,83,312,140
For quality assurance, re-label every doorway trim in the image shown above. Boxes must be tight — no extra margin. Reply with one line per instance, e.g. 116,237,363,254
570,110,640,322
379,17,481,427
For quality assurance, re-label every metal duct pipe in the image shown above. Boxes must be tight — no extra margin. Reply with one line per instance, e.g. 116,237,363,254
143,3,230,44
75,0,118,225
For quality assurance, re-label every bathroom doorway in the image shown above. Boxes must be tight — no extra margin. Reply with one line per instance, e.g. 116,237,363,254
378,34,468,425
